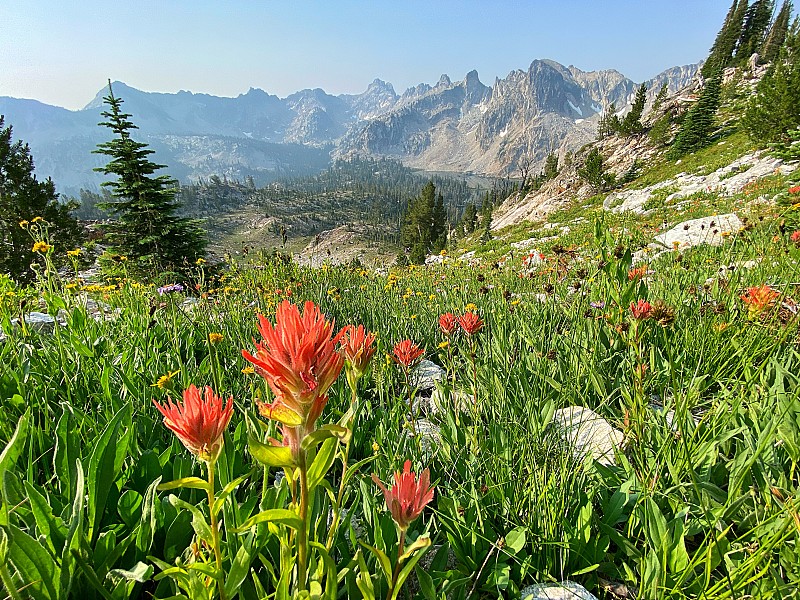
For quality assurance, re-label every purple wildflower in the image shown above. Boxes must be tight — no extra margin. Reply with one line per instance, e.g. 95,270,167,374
157,283,185,295
590,301,606,310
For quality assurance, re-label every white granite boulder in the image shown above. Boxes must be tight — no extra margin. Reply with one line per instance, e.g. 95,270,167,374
551,406,623,467
521,580,598,600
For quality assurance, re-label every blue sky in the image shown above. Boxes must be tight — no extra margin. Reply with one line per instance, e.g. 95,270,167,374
2,1,731,110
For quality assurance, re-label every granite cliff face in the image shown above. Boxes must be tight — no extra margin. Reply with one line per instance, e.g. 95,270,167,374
0,60,699,194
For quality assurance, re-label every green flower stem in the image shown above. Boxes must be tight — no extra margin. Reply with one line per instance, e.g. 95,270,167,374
0,562,24,600
326,383,358,551
206,459,228,600
386,529,406,600
297,450,310,593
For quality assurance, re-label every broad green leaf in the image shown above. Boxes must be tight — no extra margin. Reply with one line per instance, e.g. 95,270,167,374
136,477,161,557
23,481,61,553
355,549,376,600
157,477,210,492
399,533,431,562
0,408,30,510
307,437,337,491
232,508,303,532
169,495,213,543
248,436,295,468
504,527,526,555
359,542,392,582
6,524,59,600
59,459,85,598
301,425,349,453
88,406,131,541
224,537,255,599
392,537,432,600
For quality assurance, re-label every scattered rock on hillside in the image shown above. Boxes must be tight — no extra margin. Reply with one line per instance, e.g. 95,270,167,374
521,580,598,600
605,151,797,215
10,312,63,334
633,213,743,264
412,360,446,391
551,406,623,466
654,213,743,250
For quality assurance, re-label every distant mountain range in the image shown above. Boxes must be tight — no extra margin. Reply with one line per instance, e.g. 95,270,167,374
0,60,700,195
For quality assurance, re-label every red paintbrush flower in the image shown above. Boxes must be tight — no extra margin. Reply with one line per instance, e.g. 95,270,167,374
458,312,484,336
372,460,435,531
153,384,234,463
438,313,458,335
392,340,424,368
242,300,344,430
340,324,377,389
630,299,653,320
740,285,780,315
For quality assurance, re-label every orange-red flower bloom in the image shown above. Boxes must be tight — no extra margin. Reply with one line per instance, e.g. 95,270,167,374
153,384,233,462
628,265,648,281
459,312,484,335
438,313,458,335
242,300,344,429
372,460,435,531
740,285,780,314
392,340,424,368
630,299,653,320
340,324,377,386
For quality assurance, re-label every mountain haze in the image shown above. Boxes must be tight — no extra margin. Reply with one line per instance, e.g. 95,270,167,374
0,60,699,195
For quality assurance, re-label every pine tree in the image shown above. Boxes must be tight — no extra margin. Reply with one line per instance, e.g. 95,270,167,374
597,103,621,139
669,71,723,158
0,116,83,282
94,83,206,276
703,0,747,77
761,0,793,62
543,152,559,180
431,191,447,251
577,148,615,191
652,83,669,111
742,22,800,142
736,0,776,63
620,83,648,134
461,202,478,233
399,181,447,263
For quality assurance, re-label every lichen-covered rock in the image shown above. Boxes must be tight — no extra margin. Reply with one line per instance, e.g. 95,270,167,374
653,213,742,250
551,406,623,466
521,580,598,600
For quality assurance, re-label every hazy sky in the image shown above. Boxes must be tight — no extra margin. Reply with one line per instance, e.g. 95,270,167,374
2,1,730,111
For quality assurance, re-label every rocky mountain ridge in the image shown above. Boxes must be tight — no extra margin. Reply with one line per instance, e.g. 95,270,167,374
0,60,699,194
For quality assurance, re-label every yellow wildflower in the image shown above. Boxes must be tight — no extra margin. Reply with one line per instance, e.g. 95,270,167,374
372,441,380,453
196,257,206,265
19,220,29,228
438,341,450,349
31,216,43,223
32,241,51,253
465,303,477,312
242,366,255,375
208,332,224,344
152,370,180,389
67,248,81,257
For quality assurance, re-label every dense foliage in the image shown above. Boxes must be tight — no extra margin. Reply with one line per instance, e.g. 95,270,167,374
0,116,83,283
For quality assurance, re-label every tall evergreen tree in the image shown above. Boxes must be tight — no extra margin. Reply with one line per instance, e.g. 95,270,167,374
736,0,776,63
702,0,748,77
0,116,83,282
761,0,793,62
461,202,478,233
669,71,723,158
620,83,648,134
399,181,447,263
597,102,621,139
742,22,800,142
652,83,669,111
94,83,206,275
